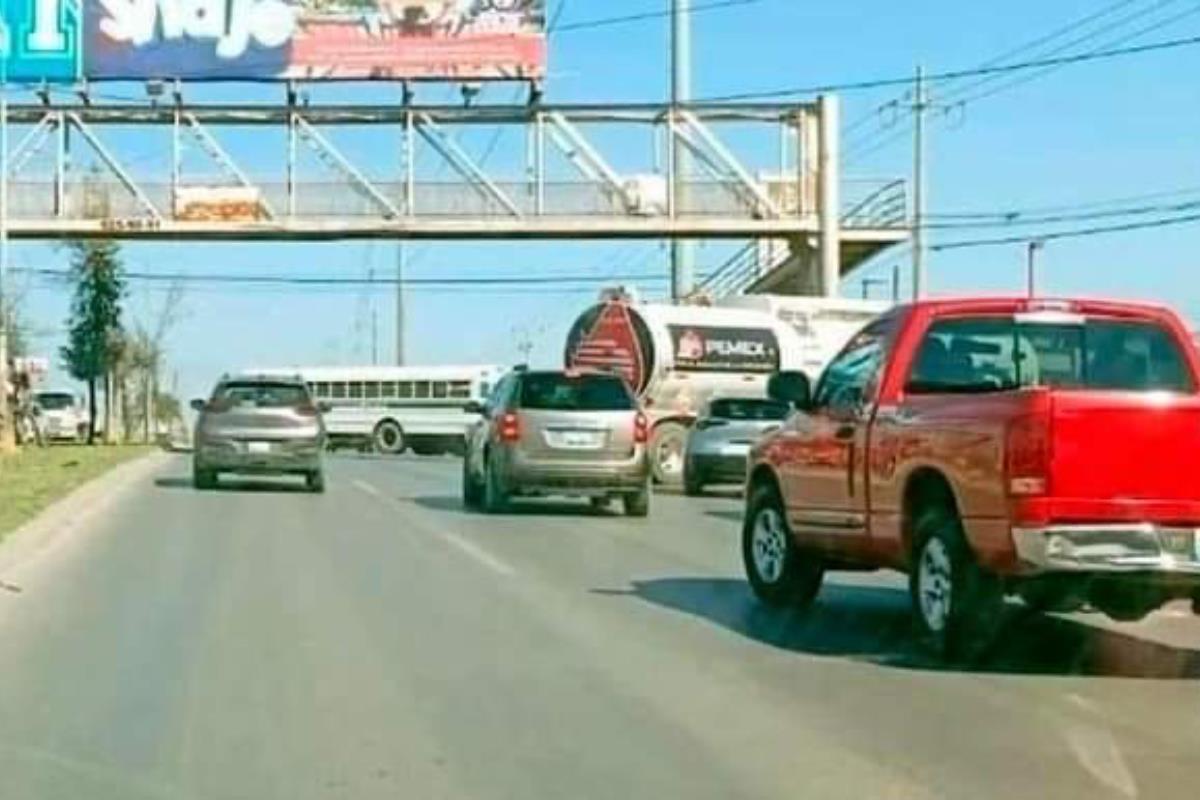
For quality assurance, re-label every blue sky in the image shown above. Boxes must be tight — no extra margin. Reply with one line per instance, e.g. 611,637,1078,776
13,0,1200,402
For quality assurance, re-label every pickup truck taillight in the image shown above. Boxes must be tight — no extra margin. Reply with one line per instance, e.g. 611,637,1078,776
1006,415,1050,496
497,412,521,443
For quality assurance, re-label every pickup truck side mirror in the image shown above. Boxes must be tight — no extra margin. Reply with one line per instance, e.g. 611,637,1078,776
189,398,206,412
463,400,486,415
768,371,812,411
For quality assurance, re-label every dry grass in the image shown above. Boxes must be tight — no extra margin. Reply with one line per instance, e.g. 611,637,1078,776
0,445,153,540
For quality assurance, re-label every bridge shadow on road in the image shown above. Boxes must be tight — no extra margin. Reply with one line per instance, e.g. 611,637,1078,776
594,577,1200,679
154,476,311,494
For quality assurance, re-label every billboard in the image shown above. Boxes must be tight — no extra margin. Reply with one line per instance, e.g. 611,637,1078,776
0,0,84,82
84,0,547,80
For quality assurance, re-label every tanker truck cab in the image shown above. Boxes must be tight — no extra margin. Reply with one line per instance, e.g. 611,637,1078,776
565,293,810,484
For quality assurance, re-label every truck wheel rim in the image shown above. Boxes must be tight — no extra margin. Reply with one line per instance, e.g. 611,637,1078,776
752,508,787,584
918,538,953,632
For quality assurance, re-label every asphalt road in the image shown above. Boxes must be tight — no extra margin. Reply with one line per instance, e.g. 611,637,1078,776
1,454,1199,799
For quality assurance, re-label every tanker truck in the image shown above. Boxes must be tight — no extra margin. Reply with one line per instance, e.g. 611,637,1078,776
564,290,887,484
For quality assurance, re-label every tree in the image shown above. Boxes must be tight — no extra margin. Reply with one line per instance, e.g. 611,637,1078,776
60,240,125,445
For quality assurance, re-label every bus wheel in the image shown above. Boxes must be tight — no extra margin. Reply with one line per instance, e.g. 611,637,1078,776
373,420,406,455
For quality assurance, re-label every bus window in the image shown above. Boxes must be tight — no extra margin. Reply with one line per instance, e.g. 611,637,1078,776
314,382,331,399
415,381,431,399
364,382,380,400
450,381,472,399
331,382,347,399
349,382,364,400
432,382,449,399
398,382,414,399
381,382,397,399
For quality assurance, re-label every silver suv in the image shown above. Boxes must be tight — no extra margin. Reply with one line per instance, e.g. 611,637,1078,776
462,369,651,516
192,375,327,492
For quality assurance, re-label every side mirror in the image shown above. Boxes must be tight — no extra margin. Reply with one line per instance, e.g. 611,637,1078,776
463,401,486,415
767,371,812,411
189,398,206,412
317,401,333,414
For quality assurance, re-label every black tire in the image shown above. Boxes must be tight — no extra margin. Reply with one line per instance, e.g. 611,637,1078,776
742,483,822,608
410,442,437,457
372,420,406,455
683,465,705,497
649,422,688,485
1089,583,1161,622
483,455,509,514
193,466,217,491
622,486,650,518
462,458,483,510
909,506,1004,661
306,470,326,494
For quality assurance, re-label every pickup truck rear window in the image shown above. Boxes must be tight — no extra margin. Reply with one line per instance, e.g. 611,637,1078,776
908,317,1194,393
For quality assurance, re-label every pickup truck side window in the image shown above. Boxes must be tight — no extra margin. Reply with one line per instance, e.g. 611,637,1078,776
908,316,1196,394
812,320,892,412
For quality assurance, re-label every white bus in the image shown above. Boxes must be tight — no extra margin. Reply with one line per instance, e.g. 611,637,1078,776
253,365,506,455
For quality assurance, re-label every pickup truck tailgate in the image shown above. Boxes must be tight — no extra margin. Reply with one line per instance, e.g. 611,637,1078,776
1051,393,1200,510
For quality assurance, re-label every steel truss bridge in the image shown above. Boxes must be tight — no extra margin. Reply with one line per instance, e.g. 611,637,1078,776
1,91,908,294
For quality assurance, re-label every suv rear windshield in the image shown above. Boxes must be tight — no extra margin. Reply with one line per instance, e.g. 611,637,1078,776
519,373,635,411
909,316,1195,393
214,382,310,408
35,393,74,410
708,398,790,420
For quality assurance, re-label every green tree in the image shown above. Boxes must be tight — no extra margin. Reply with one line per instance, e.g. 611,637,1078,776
60,240,125,444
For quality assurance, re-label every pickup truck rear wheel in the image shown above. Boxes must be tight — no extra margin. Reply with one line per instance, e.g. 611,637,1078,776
910,507,1004,662
742,484,823,608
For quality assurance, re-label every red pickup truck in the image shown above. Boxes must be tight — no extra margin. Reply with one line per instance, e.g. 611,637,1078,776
744,297,1200,659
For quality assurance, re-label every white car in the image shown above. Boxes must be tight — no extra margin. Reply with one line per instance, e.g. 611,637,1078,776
33,391,89,442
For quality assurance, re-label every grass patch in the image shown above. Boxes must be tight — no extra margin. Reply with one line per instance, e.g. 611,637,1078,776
0,445,153,540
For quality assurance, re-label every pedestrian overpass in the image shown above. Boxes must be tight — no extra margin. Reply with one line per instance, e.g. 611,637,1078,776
2,93,908,295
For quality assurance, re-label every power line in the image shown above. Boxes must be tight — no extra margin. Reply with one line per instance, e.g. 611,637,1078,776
553,0,761,34
930,211,1200,251
926,196,1200,230
950,0,1200,106
928,183,1200,219
940,0,1183,104
700,30,1200,102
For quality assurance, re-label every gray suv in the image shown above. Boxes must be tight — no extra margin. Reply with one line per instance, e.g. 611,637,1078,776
462,369,651,516
192,375,327,492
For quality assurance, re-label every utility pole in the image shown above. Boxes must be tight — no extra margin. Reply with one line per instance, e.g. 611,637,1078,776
911,65,927,302
670,0,694,303
1026,241,1044,298
395,243,406,365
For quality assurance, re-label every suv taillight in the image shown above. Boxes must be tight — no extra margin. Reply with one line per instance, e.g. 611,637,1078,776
498,412,521,443
634,412,649,444
1006,414,1050,496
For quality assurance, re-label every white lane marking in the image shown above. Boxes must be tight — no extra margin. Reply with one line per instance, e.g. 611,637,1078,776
353,479,385,500
441,531,517,577
351,479,516,578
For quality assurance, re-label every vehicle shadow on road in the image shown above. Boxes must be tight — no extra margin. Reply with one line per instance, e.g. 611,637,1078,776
413,495,615,517
154,476,311,494
595,577,1200,679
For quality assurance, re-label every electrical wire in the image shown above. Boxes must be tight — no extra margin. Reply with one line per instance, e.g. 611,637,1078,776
700,29,1200,102
930,211,1200,251
553,0,761,34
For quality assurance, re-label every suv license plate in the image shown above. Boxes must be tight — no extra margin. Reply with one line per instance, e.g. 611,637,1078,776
246,441,272,455
551,431,603,449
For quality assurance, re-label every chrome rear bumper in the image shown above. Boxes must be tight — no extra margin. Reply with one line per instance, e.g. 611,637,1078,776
1013,524,1200,574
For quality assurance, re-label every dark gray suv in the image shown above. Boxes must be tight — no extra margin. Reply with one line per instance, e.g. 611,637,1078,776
191,375,327,492
462,369,651,516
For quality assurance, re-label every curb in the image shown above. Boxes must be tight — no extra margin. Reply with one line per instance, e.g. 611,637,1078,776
0,450,175,584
